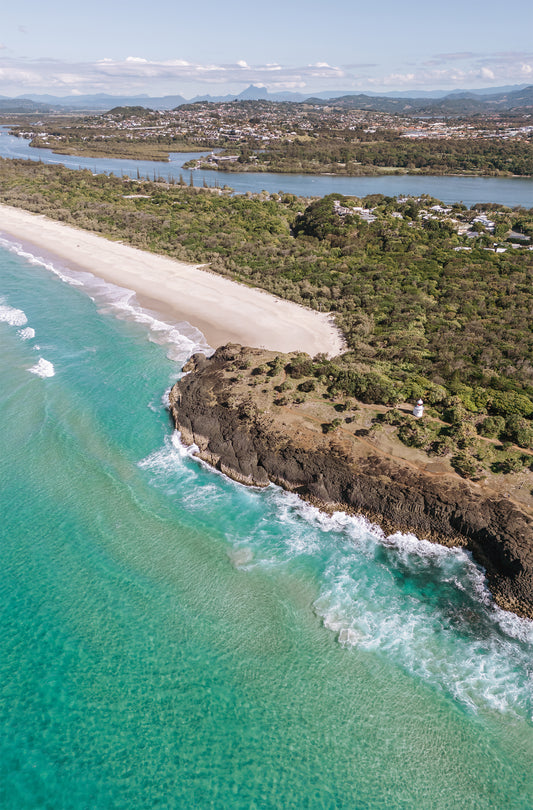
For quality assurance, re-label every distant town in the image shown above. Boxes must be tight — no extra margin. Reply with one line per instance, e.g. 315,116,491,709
7,96,533,176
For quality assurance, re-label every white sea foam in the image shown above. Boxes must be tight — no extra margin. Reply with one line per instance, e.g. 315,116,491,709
140,431,243,496
0,299,28,327
0,292,37,342
138,432,533,717
138,432,201,498
139,432,197,475
28,357,55,378
492,604,533,645
139,435,239,521
227,546,255,569
171,430,200,459
0,236,84,287
0,235,212,365
242,486,533,718
96,284,211,363
161,386,173,409
168,430,260,488
314,576,533,717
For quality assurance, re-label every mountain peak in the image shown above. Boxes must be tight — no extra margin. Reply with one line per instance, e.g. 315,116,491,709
238,84,269,100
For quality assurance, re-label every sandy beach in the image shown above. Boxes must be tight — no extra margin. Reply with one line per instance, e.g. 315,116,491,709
0,204,344,356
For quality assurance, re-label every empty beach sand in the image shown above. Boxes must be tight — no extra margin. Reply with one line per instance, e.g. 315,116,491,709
0,204,344,356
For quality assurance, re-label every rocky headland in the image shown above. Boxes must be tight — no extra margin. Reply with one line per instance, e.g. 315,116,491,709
169,344,533,619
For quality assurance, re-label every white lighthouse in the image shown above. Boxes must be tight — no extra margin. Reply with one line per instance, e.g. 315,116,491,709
413,399,424,418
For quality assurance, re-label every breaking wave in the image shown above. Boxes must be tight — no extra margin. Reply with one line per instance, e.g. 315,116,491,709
138,431,533,720
0,235,211,365
28,358,55,378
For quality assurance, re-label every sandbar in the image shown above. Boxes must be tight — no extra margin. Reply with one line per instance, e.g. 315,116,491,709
0,204,344,356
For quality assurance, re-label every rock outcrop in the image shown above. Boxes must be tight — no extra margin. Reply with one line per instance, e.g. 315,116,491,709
169,344,533,619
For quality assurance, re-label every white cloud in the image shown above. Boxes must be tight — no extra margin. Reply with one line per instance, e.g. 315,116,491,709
0,55,349,94
0,51,530,97
433,52,477,62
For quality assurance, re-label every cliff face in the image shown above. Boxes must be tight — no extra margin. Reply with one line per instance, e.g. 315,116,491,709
169,345,533,619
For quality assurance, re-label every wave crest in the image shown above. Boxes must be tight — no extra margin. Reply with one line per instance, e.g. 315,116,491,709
28,358,55,378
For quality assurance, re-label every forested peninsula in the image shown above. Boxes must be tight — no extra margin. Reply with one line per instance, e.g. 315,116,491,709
190,135,533,177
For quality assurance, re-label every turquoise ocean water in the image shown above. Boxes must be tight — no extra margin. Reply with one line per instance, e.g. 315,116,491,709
1,238,533,808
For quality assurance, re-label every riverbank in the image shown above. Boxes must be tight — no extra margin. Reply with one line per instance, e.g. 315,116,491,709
0,203,344,356
186,156,530,179
2,128,533,206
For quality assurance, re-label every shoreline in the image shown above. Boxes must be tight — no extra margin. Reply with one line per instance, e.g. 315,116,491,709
170,345,533,620
0,203,344,357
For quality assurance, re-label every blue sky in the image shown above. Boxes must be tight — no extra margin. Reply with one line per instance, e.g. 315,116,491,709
1,0,532,97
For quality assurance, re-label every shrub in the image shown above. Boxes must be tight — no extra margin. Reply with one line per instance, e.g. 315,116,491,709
478,415,505,439
492,454,529,474
334,369,398,405
322,418,342,433
275,381,292,393
298,379,316,393
488,390,533,417
380,409,405,427
452,452,484,480
449,420,478,448
502,415,533,449
398,420,433,449
267,357,284,376
429,435,455,456
285,355,313,378
442,403,467,425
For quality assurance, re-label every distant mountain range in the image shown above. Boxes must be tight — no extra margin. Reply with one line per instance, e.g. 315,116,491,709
0,83,531,114
308,85,533,115
0,97,61,113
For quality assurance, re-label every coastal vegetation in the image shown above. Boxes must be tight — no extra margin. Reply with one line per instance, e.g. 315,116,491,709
1,156,533,477
26,136,205,162
207,134,533,176
225,346,533,484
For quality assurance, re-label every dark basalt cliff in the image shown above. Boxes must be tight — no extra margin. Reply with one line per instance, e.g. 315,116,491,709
169,345,533,619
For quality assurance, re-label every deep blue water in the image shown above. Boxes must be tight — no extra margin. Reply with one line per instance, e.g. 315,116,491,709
1,238,533,807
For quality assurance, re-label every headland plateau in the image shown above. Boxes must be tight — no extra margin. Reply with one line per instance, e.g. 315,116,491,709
170,345,533,618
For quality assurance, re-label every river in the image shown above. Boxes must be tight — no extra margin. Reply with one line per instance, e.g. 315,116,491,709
1,127,532,207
